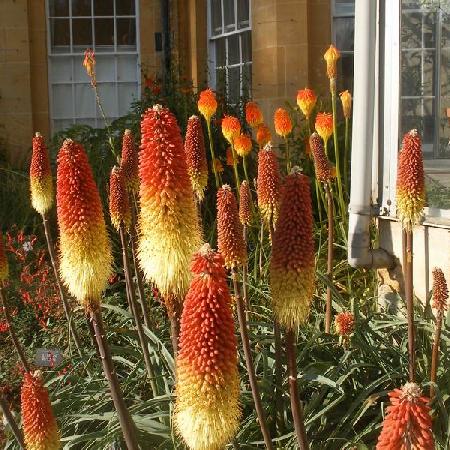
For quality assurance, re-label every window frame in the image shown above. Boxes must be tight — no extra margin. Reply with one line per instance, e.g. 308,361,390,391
206,0,252,102
45,0,141,132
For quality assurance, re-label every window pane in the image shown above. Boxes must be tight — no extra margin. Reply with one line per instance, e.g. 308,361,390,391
116,0,136,15
75,84,95,117
227,34,239,65
72,0,91,16
52,84,73,118
334,0,355,15
334,17,354,52
241,31,251,63
49,0,69,17
400,98,435,150
95,18,114,48
228,66,240,104
117,18,136,47
50,18,70,50
96,83,118,117
402,12,436,49
215,38,226,67
51,57,72,82
94,55,116,82
216,68,226,94
237,0,249,29
223,0,235,32
94,0,114,16
443,11,450,48
242,63,252,96
401,50,435,96
211,0,222,36
336,53,353,92
54,119,74,132
72,18,93,49
118,83,137,115
117,55,137,81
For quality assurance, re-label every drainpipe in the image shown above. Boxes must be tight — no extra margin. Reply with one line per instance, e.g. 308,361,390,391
347,0,394,269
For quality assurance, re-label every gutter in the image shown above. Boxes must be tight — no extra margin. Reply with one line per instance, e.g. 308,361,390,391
347,0,394,269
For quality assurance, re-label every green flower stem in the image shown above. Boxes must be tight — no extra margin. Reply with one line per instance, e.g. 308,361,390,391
243,155,250,186
331,87,345,218
206,120,221,188
285,136,291,174
231,142,241,199
344,117,350,188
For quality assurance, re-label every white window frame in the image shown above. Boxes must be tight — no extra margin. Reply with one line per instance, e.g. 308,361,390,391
380,0,450,224
207,0,252,101
46,0,141,132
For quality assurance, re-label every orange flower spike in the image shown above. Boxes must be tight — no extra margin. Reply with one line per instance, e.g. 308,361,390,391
315,112,334,147
376,383,434,450
257,144,281,228
120,129,139,193
222,115,241,144
239,180,252,226
57,139,112,310
138,105,201,300
245,101,264,128
309,132,336,183
197,88,217,122
396,129,425,231
256,124,272,148
297,88,317,119
340,90,352,120
21,371,61,450
213,158,224,173
175,244,240,450
217,185,247,269
334,312,354,336
274,108,293,137
324,44,340,81
234,134,253,158
30,132,54,216
432,268,448,312
83,48,96,86
185,115,208,201
0,231,9,282
109,166,131,231
270,169,315,329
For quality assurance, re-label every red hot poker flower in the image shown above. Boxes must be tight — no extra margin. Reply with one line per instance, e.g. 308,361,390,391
175,244,240,450
120,129,139,193
315,112,333,146
335,311,354,336
30,132,54,216
309,132,336,183
256,124,272,148
376,382,434,450
21,371,61,450
109,166,131,231
297,88,317,119
274,108,293,137
245,101,264,128
432,267,448,312
197,88,217,122
234,134,253,158
217,185,247,269
222,116,241,144
239,180,252,226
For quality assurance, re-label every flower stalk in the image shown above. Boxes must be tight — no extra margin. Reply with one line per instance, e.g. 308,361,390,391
0,393,25,449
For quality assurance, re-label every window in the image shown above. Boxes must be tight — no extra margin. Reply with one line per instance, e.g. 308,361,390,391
332,0,355,92
46,0,140,132
208,0,252,104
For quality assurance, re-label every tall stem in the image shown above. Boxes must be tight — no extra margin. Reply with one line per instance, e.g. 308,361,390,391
42,213,83,357
231,142,241,198
343,117,350,188
231,268,274,450
430,310,443,399
286,329,309,450
0,287,30,372
0,393,25,449
285,137,291,174
404,229,415,382
206,120,221,188
119,225,158,397
243,156,250,186
88,308,139,449
324,184,334,333
331,87,345,218
93,86,117,159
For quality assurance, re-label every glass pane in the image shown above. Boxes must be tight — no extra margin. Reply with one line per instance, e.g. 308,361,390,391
402,0,424,9
215,38,226,67
75,84,95,116
402,11,437,49
443,11,450,48
228,66,240,104
74,55,91,81
94,0,114,16
96,83,118,117
72,18,93,49
116,0,136,15
117,18,136,47
118,83,137,115
52,84,73,118
241,31,252,63
441,49,450,99
337,53,354,92
49,0,69,16
400,98,435,149
237,0,249,29
95,18,114,48
211,0,222,36
54,119,74,132
242,63,252,96
75,118,96,127
334,17,354,52
72,0,91,16
117,55,137,81
94,55,116,82
334,0,355,15
227,34,239,65
215,68,226,94
50,18,70,50
223,0,235,32
51,57,72,82
401,50,435,96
